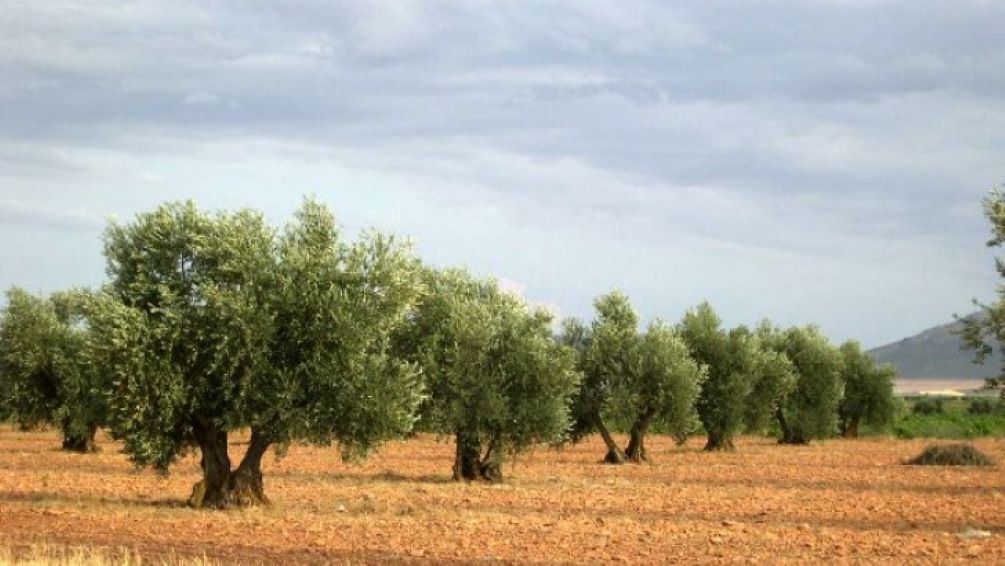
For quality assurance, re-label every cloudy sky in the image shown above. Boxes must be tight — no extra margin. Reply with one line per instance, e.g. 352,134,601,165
2,0,1003,347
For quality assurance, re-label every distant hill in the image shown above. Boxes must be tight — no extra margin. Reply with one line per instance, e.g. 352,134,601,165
868,313,1001,379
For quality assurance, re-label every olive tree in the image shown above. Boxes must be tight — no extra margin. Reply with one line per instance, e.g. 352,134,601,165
565,291,702,463
558,317,598,446
959,188,1005,398
564,291,638,464
678,303,761,451
86,199,424,508
770,326,843,444
837,341,896,438
621,321,704,462
745,322,797,434
397,268,579,481
0,287,105,452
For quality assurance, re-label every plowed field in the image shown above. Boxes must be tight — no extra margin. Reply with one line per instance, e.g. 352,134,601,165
1,428,1003,564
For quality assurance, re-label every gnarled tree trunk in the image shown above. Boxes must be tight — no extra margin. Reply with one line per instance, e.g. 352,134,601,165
479,438,502,482
594,414,626,464
776,407,807,445
62,423,98,453
704,430,736,452
452,431,502,482
841,418,860,439
624,408,656,463
230,428,270,506
190,421,232,509
189,424,272,509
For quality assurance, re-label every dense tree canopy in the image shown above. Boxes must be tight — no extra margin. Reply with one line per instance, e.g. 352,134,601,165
565,291,703,463
837,341,897,438
565,291,639,463
86,199,424,507
768,326,843,444
746,322,797,434
678,303,767,451
0,287,104,452
621,320,704,462
397,268,579,481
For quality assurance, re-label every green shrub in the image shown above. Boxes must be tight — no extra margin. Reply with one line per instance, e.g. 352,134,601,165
968,398,997,415
906,443,995,466
912,398,945,415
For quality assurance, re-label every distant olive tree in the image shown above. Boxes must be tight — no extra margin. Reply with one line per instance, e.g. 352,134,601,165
621,320,704,462
746,322,797,435
679,303,776,451
0,287,105,452
86,199,424,508
959,188,1005,399
565,291,639,464
396,268,579,481
769,326,843,444
558,316,621,457
565,291,702,463
837,341,896,438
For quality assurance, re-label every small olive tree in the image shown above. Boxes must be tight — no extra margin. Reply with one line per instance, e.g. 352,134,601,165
837,341,896,438
678,303,764,451
397,268,579,481
565,291,702,463
0,287,105,452
558,317,601,447
621,320,704,462
564,291,639,464
87,199,424,508
770,326,843,444
745,322,797,435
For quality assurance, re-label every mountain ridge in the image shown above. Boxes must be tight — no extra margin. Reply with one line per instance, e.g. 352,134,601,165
867,312,1000,379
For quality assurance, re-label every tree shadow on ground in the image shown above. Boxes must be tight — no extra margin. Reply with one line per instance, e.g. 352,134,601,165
0,490,187,509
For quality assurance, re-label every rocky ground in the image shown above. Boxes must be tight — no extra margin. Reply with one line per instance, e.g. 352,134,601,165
1,427,1003,564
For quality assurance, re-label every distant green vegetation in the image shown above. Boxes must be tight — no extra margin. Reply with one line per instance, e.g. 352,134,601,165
891,396,1005,439
748,395,1005,440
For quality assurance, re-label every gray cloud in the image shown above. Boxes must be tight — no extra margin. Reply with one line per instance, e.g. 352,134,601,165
0,0,1003,346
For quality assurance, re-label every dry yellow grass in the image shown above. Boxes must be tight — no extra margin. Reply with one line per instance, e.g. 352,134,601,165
1,426,1003,564
0,544,214,566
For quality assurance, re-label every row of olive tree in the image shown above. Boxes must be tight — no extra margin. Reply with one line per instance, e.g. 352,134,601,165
0,199,897,508
0,200,585,507
557,292,897,462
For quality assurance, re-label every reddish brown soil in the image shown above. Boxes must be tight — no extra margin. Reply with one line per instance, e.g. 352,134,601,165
1,427,1003,564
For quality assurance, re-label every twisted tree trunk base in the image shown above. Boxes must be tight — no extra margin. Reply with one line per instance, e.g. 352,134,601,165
188,424,270,509
61,423,98,453
703,434,736,452
596,415,626,465
453,432,504,483
775,407,809,445
624,408,656,464
840,419,860,439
